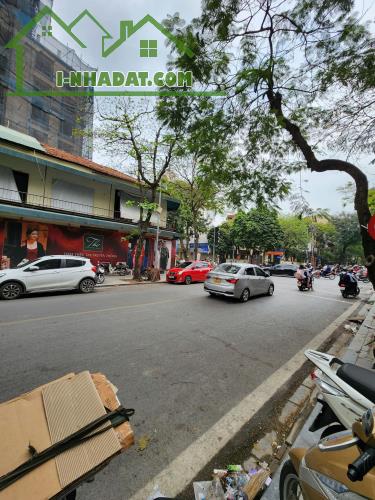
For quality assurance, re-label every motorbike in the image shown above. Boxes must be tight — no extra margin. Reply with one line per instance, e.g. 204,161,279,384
297,276,313,291
339,281,360,298
314,270,336,280
96,263,105,284
356,269,370,283
305,350,374,437
110,262,131,276
279,407,375,500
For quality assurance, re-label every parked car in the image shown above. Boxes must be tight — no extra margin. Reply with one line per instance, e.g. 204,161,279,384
269,263,298,276
166,261,213,285
204,263,274,302
0,256,97,300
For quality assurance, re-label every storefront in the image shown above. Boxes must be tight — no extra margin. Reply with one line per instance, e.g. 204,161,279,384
0,218,176,271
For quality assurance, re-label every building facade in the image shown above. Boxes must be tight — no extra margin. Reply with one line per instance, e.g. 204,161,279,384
0,126,179,271
0,0,94,158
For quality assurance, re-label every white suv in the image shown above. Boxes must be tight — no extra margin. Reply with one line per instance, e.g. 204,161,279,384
0,256,97,300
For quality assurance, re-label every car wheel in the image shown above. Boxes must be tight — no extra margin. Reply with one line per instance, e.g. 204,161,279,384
279,460,302,500
267,284,274,296
208,292,216,297
240,288,250,303
79,278,95,293
184,276,192,285
0,281,23,300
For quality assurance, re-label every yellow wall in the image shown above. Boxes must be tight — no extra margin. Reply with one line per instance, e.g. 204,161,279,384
0,150,169,227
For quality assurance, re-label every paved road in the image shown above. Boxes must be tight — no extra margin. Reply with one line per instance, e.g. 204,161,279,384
0,277,361,499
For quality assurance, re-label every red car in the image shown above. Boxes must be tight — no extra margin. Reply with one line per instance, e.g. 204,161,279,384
166,261,213,285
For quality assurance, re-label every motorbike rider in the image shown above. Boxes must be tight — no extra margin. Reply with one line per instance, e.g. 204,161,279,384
339,267,358,294
296,264,310,287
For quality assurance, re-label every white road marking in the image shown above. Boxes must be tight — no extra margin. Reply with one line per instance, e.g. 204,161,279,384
0,298,183,327
130,300,360,499
303,294,354,304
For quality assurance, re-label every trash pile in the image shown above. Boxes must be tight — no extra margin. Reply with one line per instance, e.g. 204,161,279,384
193,464,271,500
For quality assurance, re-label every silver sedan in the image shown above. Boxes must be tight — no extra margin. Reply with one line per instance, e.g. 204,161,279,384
204,263,275,302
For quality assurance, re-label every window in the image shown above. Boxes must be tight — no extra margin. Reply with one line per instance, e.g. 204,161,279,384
65,259,85,268
215,264,241,274
255,268,267,277
32,259,61,270
140,40,157,57
13,170,29,202
245,267,256,276
201,263,209,268
31,105,49,125
60,119,73,137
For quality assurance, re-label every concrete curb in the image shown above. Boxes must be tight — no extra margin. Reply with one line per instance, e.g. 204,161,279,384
261,290,375,499
97,279,167,288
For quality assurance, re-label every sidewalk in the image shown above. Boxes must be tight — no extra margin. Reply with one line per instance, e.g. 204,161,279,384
97,273,167,287
262,291,375,499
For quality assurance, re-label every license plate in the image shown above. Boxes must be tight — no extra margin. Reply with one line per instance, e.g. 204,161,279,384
214,277,221,284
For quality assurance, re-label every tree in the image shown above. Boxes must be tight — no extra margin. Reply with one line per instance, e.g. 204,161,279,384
167,0,375,285
331,213,362,263
338,182,375,215
279,216,309,261
164,159,223,260
207,221,234,262
98,98,182,280
231,208,283,259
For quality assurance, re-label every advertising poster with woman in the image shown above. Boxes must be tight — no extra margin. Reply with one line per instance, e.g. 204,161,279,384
1,221,48,268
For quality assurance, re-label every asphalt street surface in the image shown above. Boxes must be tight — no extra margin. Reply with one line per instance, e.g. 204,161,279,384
0,276,361,499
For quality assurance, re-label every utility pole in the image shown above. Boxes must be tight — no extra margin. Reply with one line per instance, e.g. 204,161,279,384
155,183,162,268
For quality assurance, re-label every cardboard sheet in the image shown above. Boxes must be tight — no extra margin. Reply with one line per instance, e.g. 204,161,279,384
42,371,121,488
0,372,129,499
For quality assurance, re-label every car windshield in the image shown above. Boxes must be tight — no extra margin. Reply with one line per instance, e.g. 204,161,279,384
215,264,241,274
176,262,193,268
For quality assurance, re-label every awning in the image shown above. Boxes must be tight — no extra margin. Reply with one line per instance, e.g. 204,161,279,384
0,203,179,239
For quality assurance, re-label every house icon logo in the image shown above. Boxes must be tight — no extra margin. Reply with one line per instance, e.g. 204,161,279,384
5,6,225,97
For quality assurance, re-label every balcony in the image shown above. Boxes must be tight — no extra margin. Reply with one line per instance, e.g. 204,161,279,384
0,187,177,232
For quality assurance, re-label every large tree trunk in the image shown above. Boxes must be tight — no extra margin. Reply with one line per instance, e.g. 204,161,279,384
267,90,375,288
179,238,187,259
133,217,151,281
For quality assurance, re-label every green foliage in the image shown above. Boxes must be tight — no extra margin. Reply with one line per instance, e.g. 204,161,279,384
279,216,309,259
231,208,283,252
330,212,362,262
207,221,234,259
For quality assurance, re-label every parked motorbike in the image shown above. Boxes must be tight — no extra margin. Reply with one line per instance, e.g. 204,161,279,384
305,350,374,437
110,262,131,276
279,407,375,500
96,263,105,284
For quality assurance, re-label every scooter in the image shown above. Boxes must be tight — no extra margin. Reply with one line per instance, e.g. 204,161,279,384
96,263,105,284
339,281,360,298
297,277,313,291
279,407,375,499
305,350,374,437
110,262,131,276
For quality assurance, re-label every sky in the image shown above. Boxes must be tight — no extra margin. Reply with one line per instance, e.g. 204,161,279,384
48,0,375,215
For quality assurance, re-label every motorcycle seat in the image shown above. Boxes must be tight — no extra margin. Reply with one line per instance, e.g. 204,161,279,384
337,363,375,403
